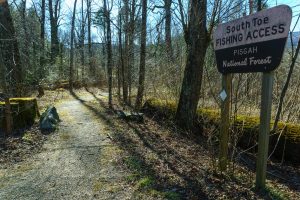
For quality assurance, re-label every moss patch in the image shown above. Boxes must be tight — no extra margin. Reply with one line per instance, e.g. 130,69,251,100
136,177,155,190
22,132,35,143
143,98,300,141
93,179,105,192
124,156,143,172
142,98,300,163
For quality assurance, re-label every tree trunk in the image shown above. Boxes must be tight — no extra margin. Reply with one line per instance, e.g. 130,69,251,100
118,11,123,99
59,43,64,77
49,0,60,64
104,0,113,108
21,0,30,71
165,0,172,61
87,0,93,75
40,0,46,79
69,0,78,90
0,48,13,135
122,0,129,103
80,0,85,81
135,0,147,109
4,97,13,135
175,0,208,129
127,0,136,105
0,0,23,96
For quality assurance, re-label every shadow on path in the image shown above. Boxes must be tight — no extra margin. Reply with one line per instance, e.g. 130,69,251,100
70,90,209,199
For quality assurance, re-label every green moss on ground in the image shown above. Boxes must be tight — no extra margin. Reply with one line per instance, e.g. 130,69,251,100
143,98,300,141
22,132,35,143
142,98,300,163
136,177,155,190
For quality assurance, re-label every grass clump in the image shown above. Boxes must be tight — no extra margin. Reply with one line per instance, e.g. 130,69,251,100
124,156,143,172
93,180,104,192
163,191,181,200
136,177,155,190
249,184,290,200
126,173,140,182
264,185,289,200
22,132,35,143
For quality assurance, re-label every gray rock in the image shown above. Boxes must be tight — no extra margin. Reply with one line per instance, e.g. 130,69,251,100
40,106,60,131
116,110,144,123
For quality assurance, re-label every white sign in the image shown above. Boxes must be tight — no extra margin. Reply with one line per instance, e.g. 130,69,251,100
213,5,292,74
219,90,227,101
214,5,292,50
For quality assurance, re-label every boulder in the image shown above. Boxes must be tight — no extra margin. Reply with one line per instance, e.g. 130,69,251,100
40,106,60,131
116,110,144,123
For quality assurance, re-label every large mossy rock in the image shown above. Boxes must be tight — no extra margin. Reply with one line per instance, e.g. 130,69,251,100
0,98,39,131
142,98,300,164
39,106,60,131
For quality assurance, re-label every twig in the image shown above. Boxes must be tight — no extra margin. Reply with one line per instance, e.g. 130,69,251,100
268,125,286,160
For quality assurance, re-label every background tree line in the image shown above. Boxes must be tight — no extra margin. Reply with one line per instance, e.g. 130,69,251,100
0,0,300,129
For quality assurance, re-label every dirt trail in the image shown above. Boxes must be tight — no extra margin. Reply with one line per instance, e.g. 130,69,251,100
0,91,132,200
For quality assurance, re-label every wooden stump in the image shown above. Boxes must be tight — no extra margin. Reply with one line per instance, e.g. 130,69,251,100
4,98,13,135
0,98,39,132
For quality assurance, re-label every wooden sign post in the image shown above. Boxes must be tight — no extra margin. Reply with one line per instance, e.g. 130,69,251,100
213,5,292,188
256,72,274,188
219,74,231,171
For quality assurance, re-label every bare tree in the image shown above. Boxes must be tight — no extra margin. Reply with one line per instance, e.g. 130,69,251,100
70,0,78,90
117,3,124,99
135,0,147,109
31,0,47,79
49,0,61,64
273,17,300,131
79,0,86,80
175,0,209,129
86,0,93,75
18,0,31,71
122,0,129,103
0,0,23,96
40,0,46,79
127,0,136,105
103,0,113,108
165,0,172,61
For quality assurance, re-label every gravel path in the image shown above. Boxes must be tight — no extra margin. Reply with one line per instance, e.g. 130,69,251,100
0,92,131,200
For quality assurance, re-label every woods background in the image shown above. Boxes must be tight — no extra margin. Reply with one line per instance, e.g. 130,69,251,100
0,0,300,126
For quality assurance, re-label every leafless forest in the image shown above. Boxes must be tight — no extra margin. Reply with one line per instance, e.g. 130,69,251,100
0,0,299,123
0,0,300,198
